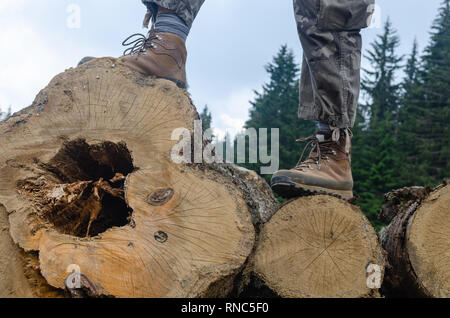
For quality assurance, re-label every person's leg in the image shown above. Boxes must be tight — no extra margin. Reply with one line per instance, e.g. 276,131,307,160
119,0,205,88
295,0,375,129
271,0,375,200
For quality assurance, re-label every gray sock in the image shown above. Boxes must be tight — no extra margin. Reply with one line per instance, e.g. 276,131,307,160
316,121,347,137
316,122,332,132
154,13,190,42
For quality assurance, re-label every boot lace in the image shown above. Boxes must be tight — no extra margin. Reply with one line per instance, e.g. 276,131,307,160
122,28,161,57
294,127,352,172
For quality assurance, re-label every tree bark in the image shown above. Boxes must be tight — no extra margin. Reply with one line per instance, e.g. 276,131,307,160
238,195,386,298
380,183,450,298
0,58,278,298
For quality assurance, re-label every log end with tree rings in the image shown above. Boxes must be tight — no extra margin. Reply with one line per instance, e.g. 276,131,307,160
381,183,450,297
250,196,386,298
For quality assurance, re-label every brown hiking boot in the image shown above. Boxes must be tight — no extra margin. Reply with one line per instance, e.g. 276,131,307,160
271,128,354,200
119,28,187,88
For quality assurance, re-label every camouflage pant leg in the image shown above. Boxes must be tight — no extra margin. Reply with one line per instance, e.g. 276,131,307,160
142,0,205,29
294,0,375,128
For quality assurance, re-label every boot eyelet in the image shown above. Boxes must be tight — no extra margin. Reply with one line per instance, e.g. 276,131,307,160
308,165,314,171
332,150,337,156
150,43,158,49
156,35,163,40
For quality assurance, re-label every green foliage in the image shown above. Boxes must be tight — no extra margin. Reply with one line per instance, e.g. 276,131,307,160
199,105,212,132
398,0,450,187
354,3,449,229
353,18,404,229
353,118,400,229
239,45,315,182
362,18,404,124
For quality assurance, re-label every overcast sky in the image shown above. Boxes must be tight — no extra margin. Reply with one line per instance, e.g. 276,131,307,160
0,0,443,138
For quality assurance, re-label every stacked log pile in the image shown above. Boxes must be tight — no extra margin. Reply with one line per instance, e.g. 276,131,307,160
1,58,446,298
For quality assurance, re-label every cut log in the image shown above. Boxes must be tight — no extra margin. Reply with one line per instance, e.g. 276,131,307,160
0,58,278,298
243,195,385,298
380,183,450,298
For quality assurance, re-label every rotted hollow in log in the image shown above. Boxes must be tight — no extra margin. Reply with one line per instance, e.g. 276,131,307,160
18,139,135,238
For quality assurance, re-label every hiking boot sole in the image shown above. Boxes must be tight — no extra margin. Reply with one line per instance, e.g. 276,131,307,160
157,75,186,89
137,73,186,89
271,176,353,201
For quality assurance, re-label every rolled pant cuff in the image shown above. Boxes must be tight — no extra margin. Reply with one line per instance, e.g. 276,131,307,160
298,112,353,129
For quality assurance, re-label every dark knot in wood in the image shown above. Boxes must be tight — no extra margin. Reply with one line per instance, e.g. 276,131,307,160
154,231,168,243
147,188,174,206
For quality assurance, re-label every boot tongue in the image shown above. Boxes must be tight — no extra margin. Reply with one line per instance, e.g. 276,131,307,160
307,131,332,159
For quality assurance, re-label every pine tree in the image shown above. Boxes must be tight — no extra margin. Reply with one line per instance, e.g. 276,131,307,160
353,19,404,228
242,45,315,180
361,18,404,124
417,0,450,182
398,0,450,185
199,105,212,132
403,39,420,93
397,40,430,186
